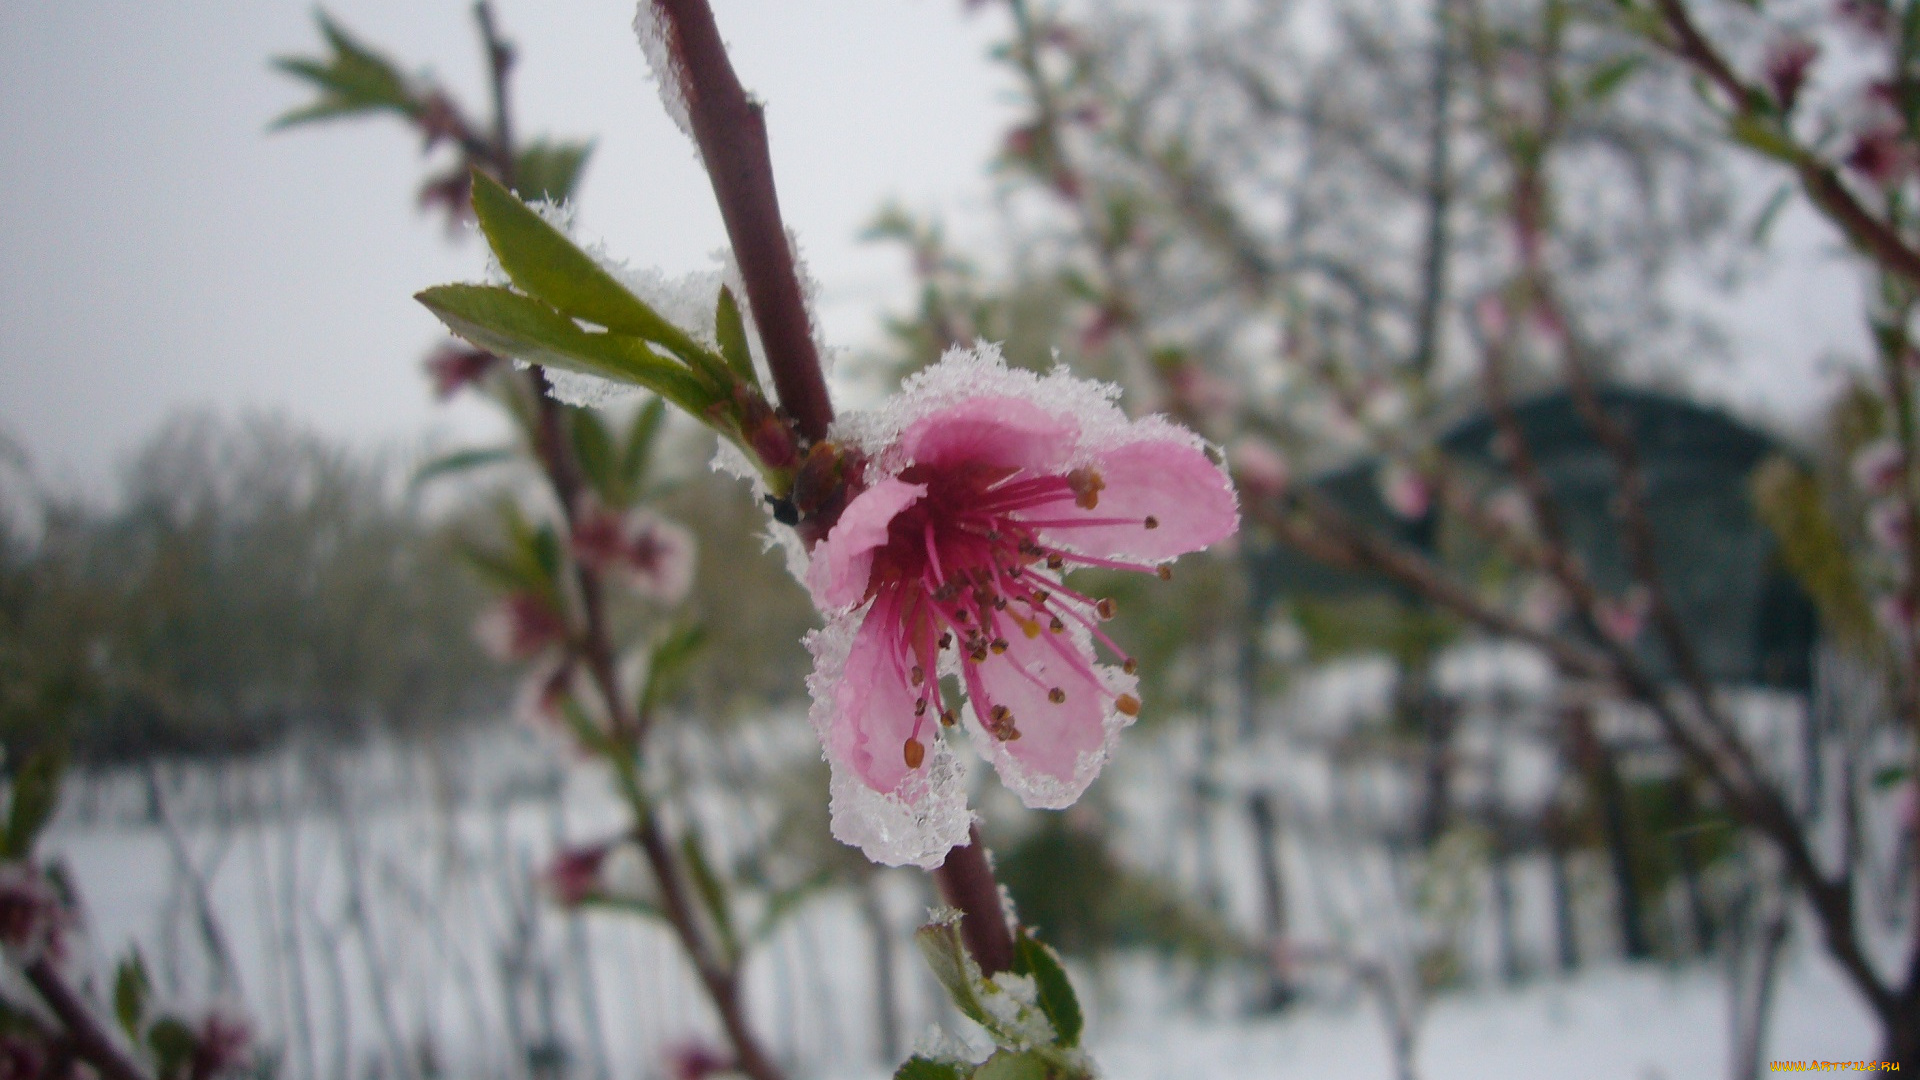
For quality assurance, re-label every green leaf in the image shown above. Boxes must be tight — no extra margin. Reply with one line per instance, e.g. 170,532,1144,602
415,284,716,417
620,397,668,500
895,1058,969,1080
975,1051,1053,1080
113,951,150,1041
1012,930,1083,1048
680,830,740,962
1583,56,1643,104
530,523,563,584
641,625,708,715
578,894,668,922
1728,114,1800,163
569,409,619,505
916,910,993,1028
514,140,595,204
714,286,758,386
410,446,517,491
1750,457,1878,652
558,699,616,758
468,172,717,373
2,744,66,861
1874,764,1910,791
147,1016,199,1079
269,12,415,129
1749,182,1795,247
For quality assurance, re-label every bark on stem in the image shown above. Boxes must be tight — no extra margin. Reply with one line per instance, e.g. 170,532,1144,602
25,958,152,1080
651,0,834,442
933,825,1016,977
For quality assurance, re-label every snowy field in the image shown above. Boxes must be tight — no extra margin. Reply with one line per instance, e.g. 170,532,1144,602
41,654,1891,1079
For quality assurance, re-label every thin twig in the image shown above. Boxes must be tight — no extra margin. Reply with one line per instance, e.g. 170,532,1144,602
650,0,833,442
1650,0,1920,286
25,958,152,1080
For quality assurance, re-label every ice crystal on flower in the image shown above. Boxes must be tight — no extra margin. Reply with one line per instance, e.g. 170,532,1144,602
804,344,1237,866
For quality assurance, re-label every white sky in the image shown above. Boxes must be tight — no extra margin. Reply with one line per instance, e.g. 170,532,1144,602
0,0,1877,500
0,1,1008,497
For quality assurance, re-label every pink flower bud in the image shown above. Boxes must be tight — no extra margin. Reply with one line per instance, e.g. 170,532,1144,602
192,1010,253,1079
1762,35,1819,112
0,865,66,966
474,592,568,662
1838,0,1894,37
545,843,613,907
1595,586,1651,645
665,1041,734,1080
572,503,697,604
1847,125,1916,187
424,346,498,400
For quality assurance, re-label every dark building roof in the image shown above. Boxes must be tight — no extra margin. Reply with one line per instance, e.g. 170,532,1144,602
1250,388,1817,690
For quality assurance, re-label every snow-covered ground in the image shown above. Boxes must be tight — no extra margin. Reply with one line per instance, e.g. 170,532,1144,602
39,661,1892,1079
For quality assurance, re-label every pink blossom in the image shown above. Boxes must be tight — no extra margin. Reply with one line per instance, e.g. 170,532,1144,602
1484,487,1534,539
1379,462,1432,520
0,864,66,965
1852,438,1906,496
571,503,696,604
1595,586,1651,645
1847,124,1916,187
1838,0,1893,37
1761,35,1819,112
664,1041,734,1080
474,591,569,662
1876,591,1917,638
1518,576,1567,632
191,1010,253,1079
1230,440,1291,498
804,346,1238,866
1868,498,1911,553
1473,294,1510,343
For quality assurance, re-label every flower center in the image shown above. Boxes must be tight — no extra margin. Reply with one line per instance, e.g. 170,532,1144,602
867,464,1151,767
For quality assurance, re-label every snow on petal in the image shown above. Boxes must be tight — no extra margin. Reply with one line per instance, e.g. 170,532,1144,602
805,615,972,869
900,395,1077,473
806,478,927,610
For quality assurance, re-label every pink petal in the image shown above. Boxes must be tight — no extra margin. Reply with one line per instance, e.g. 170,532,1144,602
806,478,926,610
828,600,928,797
969,627,1113,808
1031,437,1238,562
900,396,1078,472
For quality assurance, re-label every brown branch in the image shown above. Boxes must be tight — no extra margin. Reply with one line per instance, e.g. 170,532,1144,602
650,0,833,443
1651,0,1920,286
25,958,152,1080
463,11,785,1076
